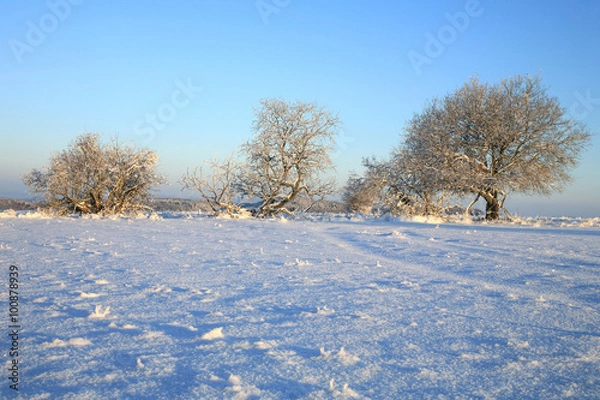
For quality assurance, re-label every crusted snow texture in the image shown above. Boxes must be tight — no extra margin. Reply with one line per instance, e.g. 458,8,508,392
0,212,599,398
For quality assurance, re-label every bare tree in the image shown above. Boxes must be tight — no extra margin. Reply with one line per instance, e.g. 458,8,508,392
239,99,340,217
180,154,245,217
343,153,448,217
385,147,451,216
343,157,397,215
343,171,382,214
403,75,591,220
23,133,165,215
103,139,164,214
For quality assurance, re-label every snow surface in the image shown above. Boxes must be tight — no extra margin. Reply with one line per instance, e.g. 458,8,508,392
1,212,599,399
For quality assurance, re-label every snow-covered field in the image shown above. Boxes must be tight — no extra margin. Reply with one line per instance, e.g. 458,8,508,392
1,212,599,399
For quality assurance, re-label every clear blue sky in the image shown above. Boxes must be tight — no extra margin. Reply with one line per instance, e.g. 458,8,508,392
1,0,599,217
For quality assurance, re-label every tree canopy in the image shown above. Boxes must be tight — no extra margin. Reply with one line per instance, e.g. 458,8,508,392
23,133,165,215
345,75,592,220
183,99,340,217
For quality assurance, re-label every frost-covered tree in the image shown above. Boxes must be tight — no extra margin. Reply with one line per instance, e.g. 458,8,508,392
23,133,165,215
343,170,383,214
180,154,245,217
182,99,340,218
345,75,591,220
403,75,591,220
386,147,451,216
239,98,340,217
343,153,448,217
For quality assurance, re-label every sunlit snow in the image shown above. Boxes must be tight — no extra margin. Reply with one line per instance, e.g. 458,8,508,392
1,211,599,398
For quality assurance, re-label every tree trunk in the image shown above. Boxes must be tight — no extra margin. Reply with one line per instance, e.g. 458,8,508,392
465,193,480,219
482,189,500,221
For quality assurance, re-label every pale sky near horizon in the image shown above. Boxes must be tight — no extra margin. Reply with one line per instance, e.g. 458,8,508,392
1,1,599,217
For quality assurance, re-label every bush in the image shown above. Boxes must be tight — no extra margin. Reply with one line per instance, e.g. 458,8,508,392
23,133,165,215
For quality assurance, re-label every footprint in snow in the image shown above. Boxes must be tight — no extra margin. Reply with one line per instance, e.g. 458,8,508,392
113,351,141,369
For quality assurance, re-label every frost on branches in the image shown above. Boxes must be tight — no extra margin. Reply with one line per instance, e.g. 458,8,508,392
183,99,340,217
345,75,591,220
23,133,165,215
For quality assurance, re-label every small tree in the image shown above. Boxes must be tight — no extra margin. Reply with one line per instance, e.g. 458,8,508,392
180,154,245,217
23,133,165,215
103,139,165,214
403,75,591,220
343,171,382,214
385,148,450,216
239,98,340,217
343,154,448,217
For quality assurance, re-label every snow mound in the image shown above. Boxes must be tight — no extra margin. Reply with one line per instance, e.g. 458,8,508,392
88,305,111,319
79,292,103,299
330,380,361,398
226,374,261,399
201,327,224,340
336,347,360,366
42,338,92,348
